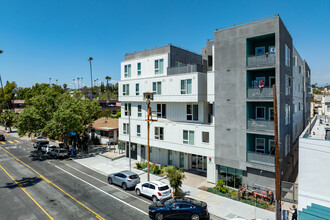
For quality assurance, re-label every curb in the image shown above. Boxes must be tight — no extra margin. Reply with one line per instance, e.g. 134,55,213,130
0,130,10,134
100,153,125,161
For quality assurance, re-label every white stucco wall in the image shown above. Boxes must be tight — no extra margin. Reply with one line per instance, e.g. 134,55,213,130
298,137,330,210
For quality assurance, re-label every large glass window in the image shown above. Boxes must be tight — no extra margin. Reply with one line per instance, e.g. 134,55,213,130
137,62,141,76
255,138,265,153
181,79,192,94
168,150,172,165
183,130,194,145
123,123,129,134
135,83,139,95
218,165,243,189
180,152,184,168
155,127,164,140
256,107,265,119
138,105,142,117
202,132,209,143
285,44,290,67
137,125,141,137
122,84,129,96
269,140,275,155
124,64,131,78
157,104,166,118
152,82,162,95
124,103,131,116
187,104,198,121
155,59,164,74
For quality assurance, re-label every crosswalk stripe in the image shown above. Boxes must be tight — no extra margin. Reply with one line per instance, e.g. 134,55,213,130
1,142,5,144
8,141,14,144
14,140,19,143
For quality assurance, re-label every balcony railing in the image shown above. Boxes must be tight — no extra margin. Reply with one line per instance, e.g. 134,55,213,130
247,151,275,166
247,119,274,134
167,64,204,75
247,87,273,99
247,53,276,68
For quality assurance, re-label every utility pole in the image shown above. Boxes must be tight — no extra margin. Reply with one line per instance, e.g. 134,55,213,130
88,57,94,100
273,85,281,220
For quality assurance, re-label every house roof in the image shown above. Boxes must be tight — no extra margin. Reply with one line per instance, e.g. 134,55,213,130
12,100,25,104
91,117,118,131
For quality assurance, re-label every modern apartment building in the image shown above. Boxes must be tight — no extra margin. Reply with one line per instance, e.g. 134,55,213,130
118,45,217,183
118,15,311,188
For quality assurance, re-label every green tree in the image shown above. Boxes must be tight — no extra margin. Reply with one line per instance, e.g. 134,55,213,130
0,110,16,132
166,166,185,196
16,106,43,137
0,81,17,109
112,109,121,118
63,83,68,91
105,76,111,91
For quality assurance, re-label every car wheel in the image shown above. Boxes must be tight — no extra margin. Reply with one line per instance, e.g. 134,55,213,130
155,213,164,220
122,183,127,190
136,189,141,196
191,214,200,220
108,178,113,184
152,195,158,203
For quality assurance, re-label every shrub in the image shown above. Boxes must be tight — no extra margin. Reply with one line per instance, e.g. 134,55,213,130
167,166,185,196
136,162,142,169
92,136,101,145
230,190,238,198
214,179,229,193
152,165,161,174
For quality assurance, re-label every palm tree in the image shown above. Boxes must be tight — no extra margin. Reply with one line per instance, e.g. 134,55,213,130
73,79,76,90
63,83,68,91
88,57,94,99
0,50,3,54
105,76,111,91
77,77,80,90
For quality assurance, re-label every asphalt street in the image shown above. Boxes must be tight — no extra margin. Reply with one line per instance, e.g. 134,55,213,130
0,133,223,220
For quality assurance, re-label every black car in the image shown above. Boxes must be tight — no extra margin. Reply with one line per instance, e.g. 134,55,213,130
33,140,49,150
149,197,210,220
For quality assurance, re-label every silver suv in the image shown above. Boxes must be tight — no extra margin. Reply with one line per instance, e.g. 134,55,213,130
107,171,140,190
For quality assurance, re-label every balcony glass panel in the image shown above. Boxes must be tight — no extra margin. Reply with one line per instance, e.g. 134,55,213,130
247,119,274,134
247,151,275,166
247,53,276,68
247,87,273,99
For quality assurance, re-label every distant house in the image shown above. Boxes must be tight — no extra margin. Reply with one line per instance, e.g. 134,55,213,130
98,99,121,113
12,100,26,114
88,117,119,145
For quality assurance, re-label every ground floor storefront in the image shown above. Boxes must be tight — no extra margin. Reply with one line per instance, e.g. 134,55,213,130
120,141,217,183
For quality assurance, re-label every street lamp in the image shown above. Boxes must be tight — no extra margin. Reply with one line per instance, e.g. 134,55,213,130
88,57,93,100
143,92,157,181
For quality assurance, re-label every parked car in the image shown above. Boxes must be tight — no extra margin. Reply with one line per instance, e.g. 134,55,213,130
35,136,47,140
0,134,6,141
33,140,49,150
50,148,68,158
41,144,57,154
149,197,210,220
135,180,172,203
107,171,140,190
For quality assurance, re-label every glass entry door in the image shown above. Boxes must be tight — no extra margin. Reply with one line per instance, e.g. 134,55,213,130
191,154,207,172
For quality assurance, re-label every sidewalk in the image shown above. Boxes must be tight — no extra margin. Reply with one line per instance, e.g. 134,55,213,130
73,155,275,220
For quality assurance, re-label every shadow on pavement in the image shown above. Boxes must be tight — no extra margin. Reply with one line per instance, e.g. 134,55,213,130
0,176,42,189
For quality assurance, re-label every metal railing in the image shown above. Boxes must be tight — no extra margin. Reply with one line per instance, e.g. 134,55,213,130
247,53,276,68
247,87,273,99
247,151,275,166
167,64,204,75
247,119,274,134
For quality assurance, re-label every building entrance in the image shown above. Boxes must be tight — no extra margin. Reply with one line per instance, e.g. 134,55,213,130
191,154,207,172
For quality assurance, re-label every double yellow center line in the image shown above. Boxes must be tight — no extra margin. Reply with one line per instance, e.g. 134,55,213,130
0,146,105,220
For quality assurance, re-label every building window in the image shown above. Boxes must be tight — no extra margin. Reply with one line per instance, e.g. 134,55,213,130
137,62,141,76
154,127,164,140
269,108,274,120
168,150,172,165
180,152,184,168
255,138,265,153
124,64,131,78
256,107,265,120
123,123,129,134
183,130,194,145
135,83,139,95
181,79,192,94
327,105,330,112
299,65,302,74
269,140,275,155
138,105,142,117
152,81,162,95
124,103,131,116
123,84,129,96
218,165,243,189
299,102,301,111
285,44,290,67
255,46,265,55
187,104,198,121
157,104,166,118
155,59,164,74
285,104,290,125
285,134,290,156
285,75,291,95
202,132,209,143
293,56,297,66
137,125,141,137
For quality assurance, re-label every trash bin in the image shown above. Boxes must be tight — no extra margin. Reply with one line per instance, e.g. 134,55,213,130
71,148,76,157
282,210,289,220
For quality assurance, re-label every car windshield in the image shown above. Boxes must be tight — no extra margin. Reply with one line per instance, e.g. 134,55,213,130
129,174,139,179
158,185,169,191
164,198,174,207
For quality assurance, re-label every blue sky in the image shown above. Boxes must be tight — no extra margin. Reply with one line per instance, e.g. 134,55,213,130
1,0,329,88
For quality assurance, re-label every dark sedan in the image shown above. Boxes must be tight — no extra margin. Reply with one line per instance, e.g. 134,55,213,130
149,197,210,220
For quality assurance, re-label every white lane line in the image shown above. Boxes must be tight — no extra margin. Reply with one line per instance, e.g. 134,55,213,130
64,163,151,205
53,165,148,216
